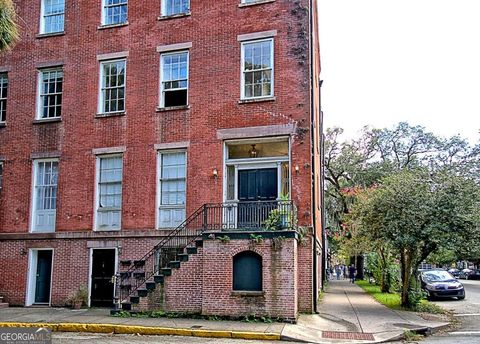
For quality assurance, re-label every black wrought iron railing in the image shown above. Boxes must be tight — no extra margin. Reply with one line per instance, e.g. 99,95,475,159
114,200,297,307
204,200,297,231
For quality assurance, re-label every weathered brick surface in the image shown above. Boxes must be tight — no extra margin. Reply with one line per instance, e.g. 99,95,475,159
0,0,321,317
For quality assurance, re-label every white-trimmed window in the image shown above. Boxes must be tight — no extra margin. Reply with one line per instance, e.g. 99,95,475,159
0,73,7,123
40,0,65,34
102,0,128,25
38,68,63,119
32,160,58,233
241,39,274,99
99,59,126,114
160,51,189,108
96,155,123,230
162,0,190,16
157,151,186,228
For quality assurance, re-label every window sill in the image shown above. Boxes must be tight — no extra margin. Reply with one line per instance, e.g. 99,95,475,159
231,291,264,297
157,12,191,21
95,111,126,118
156,105,190,112
238,96,276,104
94,228,121,232
238,0,275,8
36,31,65,39
98,22,129,30
0,122,5,128
33,117,62,124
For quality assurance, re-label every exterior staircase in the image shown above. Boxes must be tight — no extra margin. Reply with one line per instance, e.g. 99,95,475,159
111,201,296,314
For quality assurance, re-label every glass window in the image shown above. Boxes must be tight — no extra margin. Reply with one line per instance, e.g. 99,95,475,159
158,151,186,228
242,39,273,99
233,251,262,291
41,0,65,34
39,68,63,119
163,0,190,16
0,74,7,123
103,0,128,25
100,59,126,113
33,160,58,232
97,156,123,230
160,51,188,108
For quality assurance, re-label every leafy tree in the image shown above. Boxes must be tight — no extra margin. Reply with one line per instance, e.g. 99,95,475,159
352,168,480,308
0,0,18,51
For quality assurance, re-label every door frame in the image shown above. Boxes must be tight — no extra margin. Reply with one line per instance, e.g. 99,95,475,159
88,247,118,307
26,248,54,306
223,137,291,203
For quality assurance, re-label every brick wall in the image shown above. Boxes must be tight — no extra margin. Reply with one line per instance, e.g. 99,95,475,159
201,237,297,321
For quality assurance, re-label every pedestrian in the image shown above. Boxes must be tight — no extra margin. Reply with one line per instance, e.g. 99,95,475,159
349,264,356,283
335,265,341,280
343,265,347,279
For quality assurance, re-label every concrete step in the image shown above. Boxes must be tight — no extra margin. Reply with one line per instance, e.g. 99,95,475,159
0,303,8,309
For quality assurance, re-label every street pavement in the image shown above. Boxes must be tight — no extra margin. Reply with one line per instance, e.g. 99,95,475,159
419,279,480,343
0,280,451,343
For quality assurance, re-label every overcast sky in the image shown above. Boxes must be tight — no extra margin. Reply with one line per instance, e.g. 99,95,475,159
318,0,480,144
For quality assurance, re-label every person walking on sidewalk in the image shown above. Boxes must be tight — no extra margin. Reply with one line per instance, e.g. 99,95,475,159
349,264,356,283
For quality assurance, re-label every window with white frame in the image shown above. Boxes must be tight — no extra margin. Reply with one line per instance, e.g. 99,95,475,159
102,0,128,25
162,0,190,16
96,155,123,230
160,51,188,108
99,59,126,114
40,0,65,34
158,151,186,228
0,73,7,123
38,68,63,119
241,39,273,99
32,160,58,232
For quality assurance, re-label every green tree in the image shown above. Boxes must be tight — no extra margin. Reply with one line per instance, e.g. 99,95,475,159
352,168,480,308
0,0,18,51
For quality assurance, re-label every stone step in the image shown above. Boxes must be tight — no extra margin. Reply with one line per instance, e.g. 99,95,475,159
186,247,197,255
130,296,139,304
168,261,181,269
161,268,172,277
178,253,189,262
137,289,148,297
0,303,8,309
195,239,203,248
154,275,165,284
121,303,131,311
146,282,156,291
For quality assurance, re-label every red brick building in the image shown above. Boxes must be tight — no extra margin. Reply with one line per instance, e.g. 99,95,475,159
0,0,322,321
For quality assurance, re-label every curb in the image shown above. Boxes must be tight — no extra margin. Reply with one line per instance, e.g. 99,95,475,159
0,322,281,341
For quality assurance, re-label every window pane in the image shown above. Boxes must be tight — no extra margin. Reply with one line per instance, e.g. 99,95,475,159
40,69,63,119
165,0,189,16
242,40,273,98
101,60,126,113
43,0,65,33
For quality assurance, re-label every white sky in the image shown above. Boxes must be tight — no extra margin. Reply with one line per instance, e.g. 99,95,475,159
318,0,480,144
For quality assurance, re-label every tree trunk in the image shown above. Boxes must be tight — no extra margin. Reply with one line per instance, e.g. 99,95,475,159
400,249,413,308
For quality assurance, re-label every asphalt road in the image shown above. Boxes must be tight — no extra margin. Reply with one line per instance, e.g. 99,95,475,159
52,333,288,343
421,279,480,343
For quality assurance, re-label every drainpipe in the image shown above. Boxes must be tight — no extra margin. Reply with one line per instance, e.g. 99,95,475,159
309,0,318,314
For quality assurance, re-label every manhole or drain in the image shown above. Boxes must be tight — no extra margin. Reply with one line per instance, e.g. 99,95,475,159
190,325,203,329
322,331,375,340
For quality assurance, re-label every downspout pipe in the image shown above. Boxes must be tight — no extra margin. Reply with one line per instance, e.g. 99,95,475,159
309,0,318,314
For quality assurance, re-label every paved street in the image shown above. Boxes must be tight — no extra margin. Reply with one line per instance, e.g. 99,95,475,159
421,279,480,343
52,333,286,343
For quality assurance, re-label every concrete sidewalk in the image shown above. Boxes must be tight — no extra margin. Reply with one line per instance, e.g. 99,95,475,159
282,280,450,343
0,281,450,343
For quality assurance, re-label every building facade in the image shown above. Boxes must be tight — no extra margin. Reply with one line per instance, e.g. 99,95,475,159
0,0,322,321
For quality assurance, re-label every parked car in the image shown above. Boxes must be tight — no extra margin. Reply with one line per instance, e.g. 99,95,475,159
458,268,473,279
468,269,480,280
419,269,465,300
448,268,460,278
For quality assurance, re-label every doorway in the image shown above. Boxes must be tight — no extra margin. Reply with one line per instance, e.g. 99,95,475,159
238,168,278,229
90,249,116,307
26,249,54,306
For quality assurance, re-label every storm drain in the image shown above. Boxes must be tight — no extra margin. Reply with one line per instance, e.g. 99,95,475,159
190,325,203,329
322,331,375,340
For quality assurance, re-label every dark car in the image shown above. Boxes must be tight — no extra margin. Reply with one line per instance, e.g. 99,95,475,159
459,268,473,280
420,269,465,300
448,268,460,278
468,269,480,280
